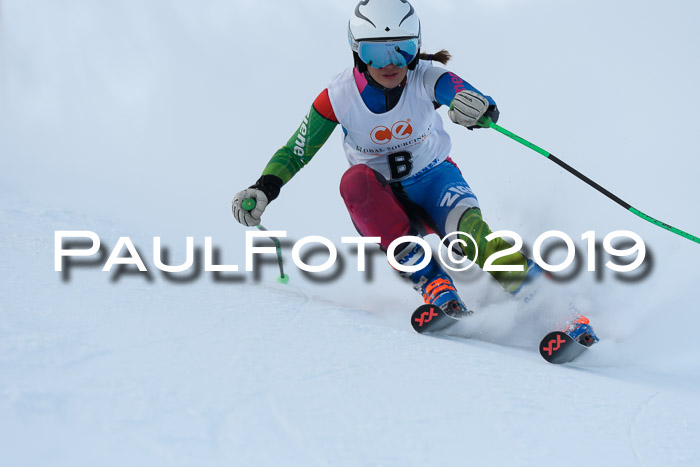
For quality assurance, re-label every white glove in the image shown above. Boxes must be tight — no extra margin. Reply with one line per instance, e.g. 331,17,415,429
232,188,268,227
448,90,490,129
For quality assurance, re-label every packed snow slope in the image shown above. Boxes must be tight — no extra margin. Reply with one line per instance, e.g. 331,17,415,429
2,0,700,466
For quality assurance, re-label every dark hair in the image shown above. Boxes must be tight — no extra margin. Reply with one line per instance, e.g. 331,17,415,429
419,49,451,65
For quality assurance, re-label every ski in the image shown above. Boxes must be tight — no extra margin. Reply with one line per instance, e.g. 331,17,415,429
412,304,594,365
410,304,463,334
539,331,589,364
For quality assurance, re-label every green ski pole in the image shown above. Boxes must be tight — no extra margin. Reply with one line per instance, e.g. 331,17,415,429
241,198,290,284
477,116,700,245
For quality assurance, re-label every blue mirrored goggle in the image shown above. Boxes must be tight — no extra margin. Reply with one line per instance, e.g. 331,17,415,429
357,38,419,69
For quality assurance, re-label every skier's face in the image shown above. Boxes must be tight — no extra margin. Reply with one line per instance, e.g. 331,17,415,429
367,63,408,89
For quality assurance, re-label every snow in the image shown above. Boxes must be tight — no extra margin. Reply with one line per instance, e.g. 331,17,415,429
2,0,700,465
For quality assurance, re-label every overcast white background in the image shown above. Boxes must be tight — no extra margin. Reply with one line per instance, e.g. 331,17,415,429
1,1,700,465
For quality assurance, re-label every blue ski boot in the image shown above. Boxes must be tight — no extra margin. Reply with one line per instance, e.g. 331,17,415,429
418,272,471,318
393,240,471,318
563,315,599,347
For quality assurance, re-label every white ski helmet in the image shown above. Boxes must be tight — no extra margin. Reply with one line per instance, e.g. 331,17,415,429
348,0,422,71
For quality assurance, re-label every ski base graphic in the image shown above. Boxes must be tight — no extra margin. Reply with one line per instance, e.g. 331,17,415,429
539,331,589,364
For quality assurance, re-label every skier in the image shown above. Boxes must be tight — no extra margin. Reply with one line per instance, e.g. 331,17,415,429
231,0,597,344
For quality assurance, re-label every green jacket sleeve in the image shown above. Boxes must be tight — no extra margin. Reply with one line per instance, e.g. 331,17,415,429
261,89,339,185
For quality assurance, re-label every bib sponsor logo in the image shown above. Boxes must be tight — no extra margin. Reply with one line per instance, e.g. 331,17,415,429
391,121,413,140
370,126,392,145
370,120,413,145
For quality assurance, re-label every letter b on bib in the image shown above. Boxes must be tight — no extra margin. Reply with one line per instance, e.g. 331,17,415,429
388,151,413,179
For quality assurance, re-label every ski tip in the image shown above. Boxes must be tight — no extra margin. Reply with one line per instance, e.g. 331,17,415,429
411,304,442,333
539,331,588,364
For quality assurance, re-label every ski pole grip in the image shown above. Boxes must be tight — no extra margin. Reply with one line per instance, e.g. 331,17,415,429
477,115,493,128
242,198,256,211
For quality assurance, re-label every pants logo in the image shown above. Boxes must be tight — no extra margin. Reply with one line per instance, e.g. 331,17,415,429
414,308,438,327
542,335,566,356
